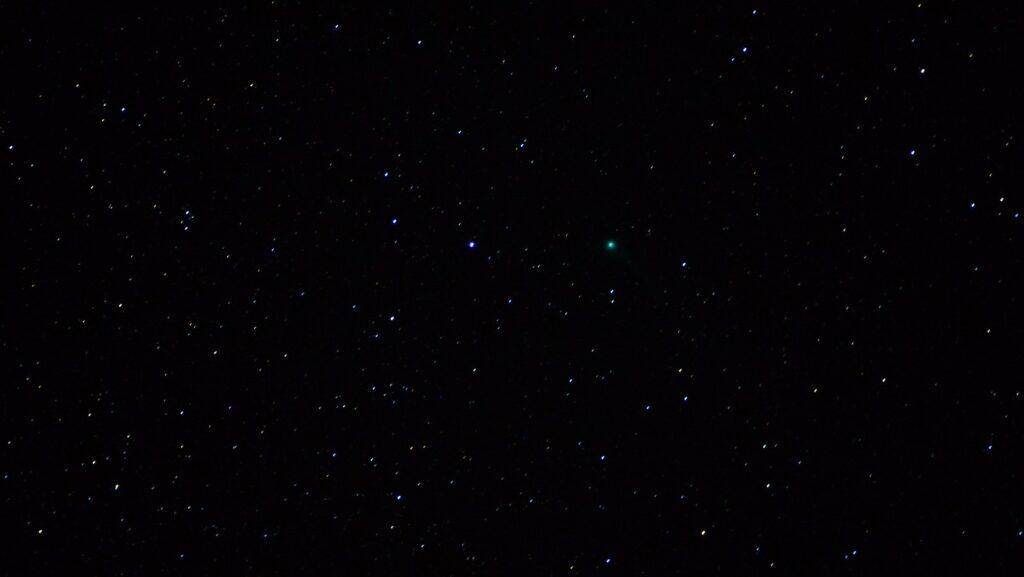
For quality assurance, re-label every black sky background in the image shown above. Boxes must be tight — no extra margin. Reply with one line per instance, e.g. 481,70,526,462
3,2,1024,574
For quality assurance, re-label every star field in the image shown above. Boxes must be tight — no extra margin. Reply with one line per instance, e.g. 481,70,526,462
3,3,1024,575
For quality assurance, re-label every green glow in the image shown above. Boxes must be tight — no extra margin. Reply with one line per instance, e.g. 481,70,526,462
606,240,617,250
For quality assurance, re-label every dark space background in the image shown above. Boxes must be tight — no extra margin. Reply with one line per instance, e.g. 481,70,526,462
3,2,1023,574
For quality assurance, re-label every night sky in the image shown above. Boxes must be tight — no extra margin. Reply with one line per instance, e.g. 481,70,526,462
4,3,1024,574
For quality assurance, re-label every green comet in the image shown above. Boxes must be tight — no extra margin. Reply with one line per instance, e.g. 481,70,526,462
606,240,617,250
